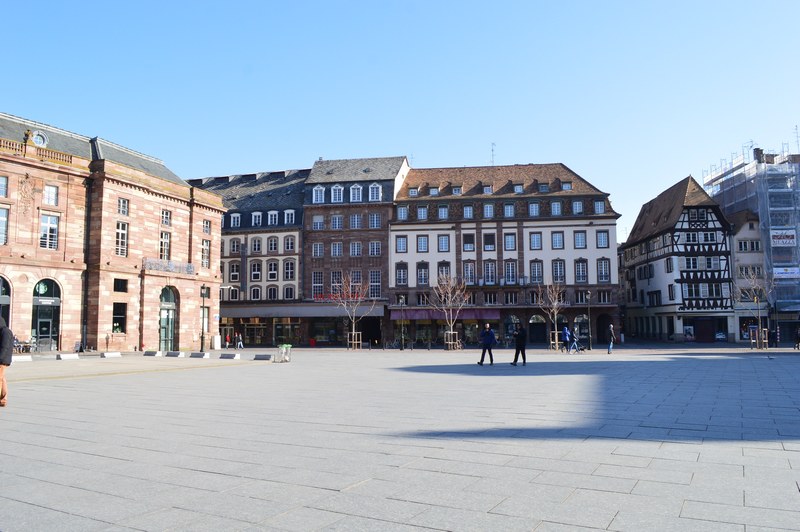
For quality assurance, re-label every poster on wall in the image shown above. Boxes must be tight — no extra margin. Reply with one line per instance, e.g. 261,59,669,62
770,229,796,247
774,267,800,279
683,325,695,341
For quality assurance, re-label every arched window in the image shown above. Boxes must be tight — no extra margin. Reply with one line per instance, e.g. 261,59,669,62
268,237,278,252
284,286,295,300
284,236,295,252
267,286,278,300
313,185,325,204
350,184,362,202
250,286,261,300
369,183,382,201
331,185,344,203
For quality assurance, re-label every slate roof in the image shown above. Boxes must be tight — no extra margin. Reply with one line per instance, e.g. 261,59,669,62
188,169,310,213
625,176,719,245
726,209,759,233
397,163,611,201
0,112,186,186
307,156,407,184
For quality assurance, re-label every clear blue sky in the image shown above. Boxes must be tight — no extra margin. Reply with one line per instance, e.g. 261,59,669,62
5,1,800,237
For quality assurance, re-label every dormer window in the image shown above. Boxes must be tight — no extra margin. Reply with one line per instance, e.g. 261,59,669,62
252,212,262,226
267,211,279,225
350,184,362,202
483,185,493,194
409,188,419,197
452,186,462,195
332,185,344,203
514,184,524,193
369,183,382,201
538,184,549,193
430,187,439,196
561,182,573,191
313,185,325,204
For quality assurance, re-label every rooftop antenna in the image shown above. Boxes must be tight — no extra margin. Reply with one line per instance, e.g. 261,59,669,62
491,142,496,165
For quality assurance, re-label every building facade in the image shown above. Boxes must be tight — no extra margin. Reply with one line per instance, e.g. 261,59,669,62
188,170,309,347
619,176,734,342
705,148,800,344
389,164,620,348
0,113,224,352
727,209,770,343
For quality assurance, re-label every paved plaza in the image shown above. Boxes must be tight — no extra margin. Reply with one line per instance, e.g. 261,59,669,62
2,344,800,531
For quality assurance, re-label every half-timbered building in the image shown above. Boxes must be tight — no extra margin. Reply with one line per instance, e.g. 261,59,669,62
619,176,734,342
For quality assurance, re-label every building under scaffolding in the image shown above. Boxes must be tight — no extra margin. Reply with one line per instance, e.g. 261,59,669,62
705,148,800,343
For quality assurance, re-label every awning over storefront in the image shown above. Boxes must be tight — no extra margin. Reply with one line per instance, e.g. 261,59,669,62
222,303,385,319
389,309,500,320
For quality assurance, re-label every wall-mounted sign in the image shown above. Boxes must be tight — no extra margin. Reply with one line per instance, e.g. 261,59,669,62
770,229,796,247
774,267,800,279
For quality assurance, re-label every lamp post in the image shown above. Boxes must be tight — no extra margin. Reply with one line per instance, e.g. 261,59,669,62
399,296,405,351
200,284,207,352
586,289,592,351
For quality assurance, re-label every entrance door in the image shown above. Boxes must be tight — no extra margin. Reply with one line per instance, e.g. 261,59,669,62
38,319,53,351
159,308,175,351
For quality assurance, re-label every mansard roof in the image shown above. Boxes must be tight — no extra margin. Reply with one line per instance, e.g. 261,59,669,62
188,169,310,213
307,156,407,184
626,176,720,245
0,112,186,186
397,163,611,201
726,209,759,233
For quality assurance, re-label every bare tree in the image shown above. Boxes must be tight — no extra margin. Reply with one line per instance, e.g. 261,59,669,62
732,262,773,348
429,274,470,349
329,270,379,349
535,283,566,349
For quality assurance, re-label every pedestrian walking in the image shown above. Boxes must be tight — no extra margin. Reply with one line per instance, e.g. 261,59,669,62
235,333,244,349
794,327,800,350
225,333,231,349
569,326,580,354
608,323,616,354
477,323,496,366
561,325,570,352
0,317,14,407
511,323,527,366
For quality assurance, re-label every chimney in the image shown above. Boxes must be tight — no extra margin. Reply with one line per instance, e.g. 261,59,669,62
754,148,764,163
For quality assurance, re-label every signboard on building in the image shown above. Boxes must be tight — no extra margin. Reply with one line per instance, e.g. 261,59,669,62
773,266,800,279
770,229,796,247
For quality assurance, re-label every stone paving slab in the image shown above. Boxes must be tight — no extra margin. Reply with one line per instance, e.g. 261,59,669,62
2,346,800,530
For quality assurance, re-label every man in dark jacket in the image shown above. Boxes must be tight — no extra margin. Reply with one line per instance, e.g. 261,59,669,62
0,317,13,407
511,323,527,366
477,323,496,366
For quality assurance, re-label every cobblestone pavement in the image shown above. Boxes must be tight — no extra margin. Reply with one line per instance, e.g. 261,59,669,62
2,345,800,531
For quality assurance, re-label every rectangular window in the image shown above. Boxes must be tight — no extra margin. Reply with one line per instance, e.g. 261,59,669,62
417,235,429,252
529,202,540,217
350,186,362,202
485,292,497,305
417,264,429,285
530,261,543,283
483,261,497,284
113,279,128,292
552,260,565,283
483,233,496,251
369,241,381,256
312,215,324,230
229,263,240,282
331,215,343,230
313,187,325,204
594,200,605,214
267,262,278,280
369,213,381,228
39,214,59,250
551,201,562,216
251,262,262,281
396,236,408,253
504,261,517,284
230,214,240,227
464,262,476,284
253,213,263,226
668,284,675,300
397,206,408,220
463,205,474,219
268,237,278,252
452,186,462,195
350,214,362,229
596,230,609,248
483,204,494,218
574,231,586,249
203,219,211,234
529,232,542,250
369,184,381,201
332,186,343,203
284,261,295,281
312,243,323,257
396,265,408,286
115,222,128,257
417,206,428,220
463,233,475,252
597,258,611,283
685,232,698,244
161,209,172,226
202,240,211,268
438,234,450,252
572,200,583,214
312,271,324,298
159,231,171,260
551,231,564,249
369,270,381,298
504,233,516,251
438,262,451,278
483,185,493,194
267,211,278,225
438,205,448,220
0,176,7,197
575,260,588,283
112,303,127,334
331,242,343,257
118,198,129,216
665,257,673,273
504,204,514,218
284,210,295,225
350,242,362,257
43,185,59,206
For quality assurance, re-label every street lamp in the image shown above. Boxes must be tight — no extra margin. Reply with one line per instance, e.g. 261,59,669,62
586,290,592,351
399,296,405,351
200,284,207,352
